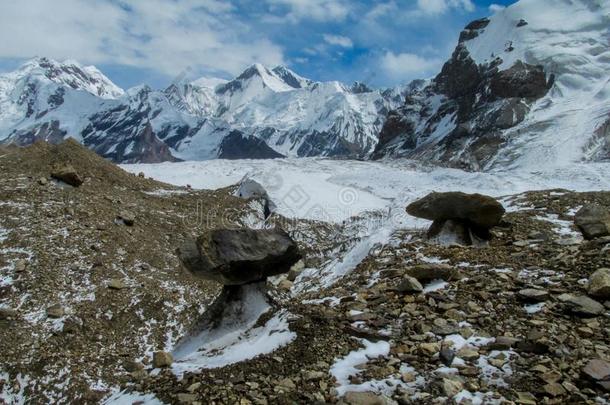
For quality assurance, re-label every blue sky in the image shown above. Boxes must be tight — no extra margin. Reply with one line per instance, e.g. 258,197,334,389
0,0,517,90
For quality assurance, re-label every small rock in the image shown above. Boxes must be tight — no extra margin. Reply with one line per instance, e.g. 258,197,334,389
456,347,479,361
518,288,549,302
107,279,126,290
177,393,197,403
117,211,135,226
558,294,604,316
439,347,455,366
396,275,423,293
14,259,27,273
0,308,17,320
46,304,65,319
278,279,293,291
405,264,459,282
516,392,536,405
582,359,610,381
276,378,296,392
303,371,326,381
138,172,145,178
343,391,387,405
123,360,144,372
543,383,566,397
401,372,416,383
588,268,610,300
152,351,173,368
130,370,148,381
515,340,549,354
541,370,562,384
488,336,520,350
419,342,440,355
51,163,83,187
187,382,201,393
441,378,463,397
38,177,48,185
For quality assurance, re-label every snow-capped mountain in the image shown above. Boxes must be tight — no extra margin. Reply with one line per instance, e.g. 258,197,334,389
373,0,610,170
1,0,609,166
0,58,403,162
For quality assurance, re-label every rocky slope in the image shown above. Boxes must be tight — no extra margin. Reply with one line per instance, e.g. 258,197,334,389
1,141,609,404
0,140,264,402
0,59,403,163
373,0,610,170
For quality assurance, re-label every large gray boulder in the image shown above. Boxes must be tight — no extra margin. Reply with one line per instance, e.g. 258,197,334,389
177,228,301,285
406,192,505,229
588,268,610,300
235,178,276,219
575,204,610,240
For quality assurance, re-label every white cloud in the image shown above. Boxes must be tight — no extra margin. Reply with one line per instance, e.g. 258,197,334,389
417,0,475,15
323,34,353,48
365,2,398,20
266,0,350,22
381,51,442,80
489,4,506,13
0,0,284,79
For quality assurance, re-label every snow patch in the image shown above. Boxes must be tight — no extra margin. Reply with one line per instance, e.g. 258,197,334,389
171,284,296,377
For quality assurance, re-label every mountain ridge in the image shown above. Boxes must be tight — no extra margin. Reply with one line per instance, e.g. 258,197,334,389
0,57,403,162
0,0,609,168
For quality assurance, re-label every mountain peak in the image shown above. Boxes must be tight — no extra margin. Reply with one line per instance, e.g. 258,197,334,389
15,57,124,99
271,65,312,89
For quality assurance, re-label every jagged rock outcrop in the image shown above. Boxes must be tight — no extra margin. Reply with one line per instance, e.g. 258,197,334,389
373,0,609,170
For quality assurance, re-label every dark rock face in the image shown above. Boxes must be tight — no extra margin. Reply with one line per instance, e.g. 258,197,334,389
575,204,610,239
51,163,83,187
373,17,554,169
434,45,481,101
218,131,284,160
458,18,490,42
177,228,302,285
8,120,67,146
490,61,551,99
406,192,505,229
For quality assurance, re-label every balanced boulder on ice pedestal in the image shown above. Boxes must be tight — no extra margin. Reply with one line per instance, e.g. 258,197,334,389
177,228,302,285
406,192,505,246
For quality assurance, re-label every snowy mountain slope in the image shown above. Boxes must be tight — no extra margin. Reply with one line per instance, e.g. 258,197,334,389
373,0,610,169
0,58,402,162
169,63,402,157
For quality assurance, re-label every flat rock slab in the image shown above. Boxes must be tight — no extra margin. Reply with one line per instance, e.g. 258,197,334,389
177,228,302,285
405,264,460,283
583,359,610,381
558,293,604,316
406,192,505,229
